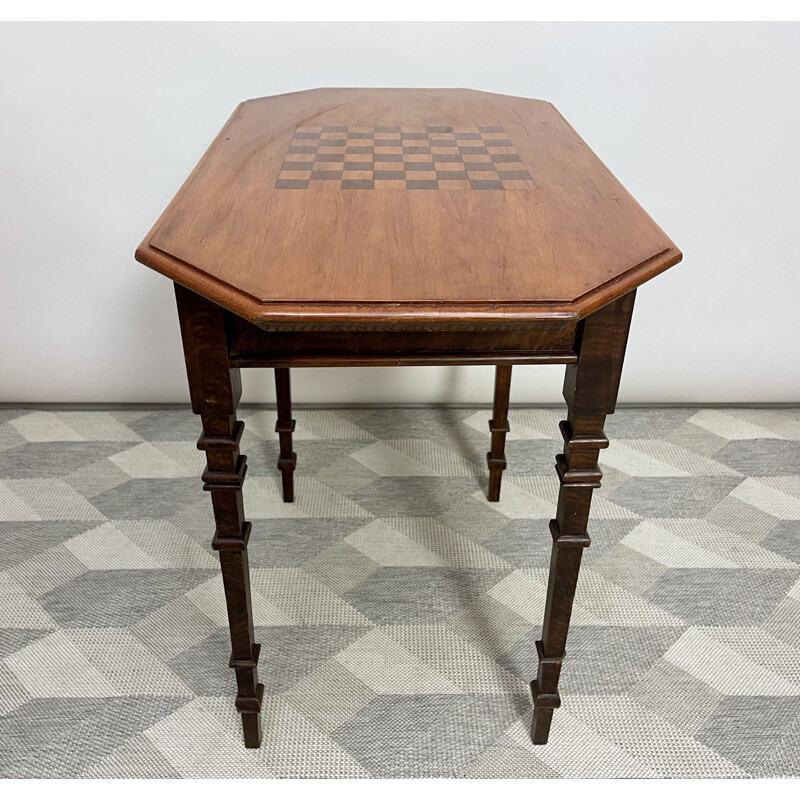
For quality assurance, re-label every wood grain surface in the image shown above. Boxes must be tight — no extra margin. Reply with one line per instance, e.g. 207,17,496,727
136,88,681,325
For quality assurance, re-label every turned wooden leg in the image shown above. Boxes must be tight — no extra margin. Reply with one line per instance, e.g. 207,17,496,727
487,364,512,501
531,292,635,745
175,284,263,748
274,367,296,503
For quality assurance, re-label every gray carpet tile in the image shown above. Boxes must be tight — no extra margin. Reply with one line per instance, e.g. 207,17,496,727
0,521,96,570
502,625,686,694
695,695,800,777
40,568,217,628
609,476,745,518
603,407,697,439
90,478,200,520
343,567,511,625
349,477,484,517
332,693,528,778
126,410,208,442
246,518,369,568
644,568,800,626
714,439,800,477
0,441,133,479
0,405,798,778
0,628,53,659
0,696,187,778
761,520,800,562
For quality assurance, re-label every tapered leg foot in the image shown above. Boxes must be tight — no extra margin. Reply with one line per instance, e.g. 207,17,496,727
531,703,555,745
175,284,265,748
487,365,512,501
241,709,263,748
237,681,265,747
274,367,296,503
528,292,635,744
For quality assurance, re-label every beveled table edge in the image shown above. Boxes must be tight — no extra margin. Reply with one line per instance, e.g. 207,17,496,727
134,243,682,328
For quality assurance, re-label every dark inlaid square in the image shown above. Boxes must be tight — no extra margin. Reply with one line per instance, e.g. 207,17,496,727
281,161,314,171
274,179,309,189
479,125,505,133
318,138,346,147
294,132,321,139
454,132,482,139
374,153,403,162
315,153,346,162
484,138,513,147
463,162,496,171
406,179,439,189
348,132,373,139
310,170,343,180
343,161,374,171
375,125,401,133
346,146,374,154
491,153,523,163
403,146,431,154
437,171,469,180
374,170,406,180
341,179,374,189
498,170,533,180
287,145,318,154
470,179,504,190
405,161,436,171
459,146,489,155
374,138,402,147
431,153,463,163
429,138,457,147
427,126,453,133
401,132,428,139
322,126,348,132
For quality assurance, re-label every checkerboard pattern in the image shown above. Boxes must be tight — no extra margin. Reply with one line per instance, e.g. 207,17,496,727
275,125,534,190
1,405,799,777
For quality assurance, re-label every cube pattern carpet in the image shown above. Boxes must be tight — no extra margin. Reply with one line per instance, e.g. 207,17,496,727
0,405,798,778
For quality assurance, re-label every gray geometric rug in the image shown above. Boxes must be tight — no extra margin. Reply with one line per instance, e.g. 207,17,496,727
0,405,798,778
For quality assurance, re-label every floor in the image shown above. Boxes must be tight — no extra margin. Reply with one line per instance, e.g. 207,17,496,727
0,405,798,778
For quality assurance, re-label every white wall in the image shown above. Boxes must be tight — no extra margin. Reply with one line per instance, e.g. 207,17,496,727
1,22,798,405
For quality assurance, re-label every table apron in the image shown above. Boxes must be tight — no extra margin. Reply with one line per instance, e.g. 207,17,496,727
226,315,578,368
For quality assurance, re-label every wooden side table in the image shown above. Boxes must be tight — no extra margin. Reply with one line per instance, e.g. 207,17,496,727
136,88,681,749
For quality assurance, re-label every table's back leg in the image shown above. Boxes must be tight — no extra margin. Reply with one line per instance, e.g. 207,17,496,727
274,367,297,503
531,291,635,745
175,284,264,748
487,364,512,501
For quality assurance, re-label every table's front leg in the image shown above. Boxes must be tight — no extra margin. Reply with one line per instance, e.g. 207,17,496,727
274,367,297,502
175,284,264,748
487,365,512,501
531,291,635,744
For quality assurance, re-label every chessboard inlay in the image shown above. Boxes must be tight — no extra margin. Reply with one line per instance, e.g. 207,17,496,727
275,125,534,190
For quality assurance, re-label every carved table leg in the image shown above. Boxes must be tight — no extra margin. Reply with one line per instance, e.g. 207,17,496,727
531,291,635,745
175,284,264,748
487,364,512,501
274,367,297,503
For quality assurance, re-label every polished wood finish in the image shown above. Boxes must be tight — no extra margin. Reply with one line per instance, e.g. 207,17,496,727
137,89,682,750
487,365,512,501
226,314,578,366
136,88,681,327
174,283,263,748
531,291,635,744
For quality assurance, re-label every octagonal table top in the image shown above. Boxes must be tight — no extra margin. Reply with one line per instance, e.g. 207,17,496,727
136,88,681,326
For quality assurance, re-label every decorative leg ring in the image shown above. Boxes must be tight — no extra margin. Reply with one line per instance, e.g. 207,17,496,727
274,367,296,503
530,640,564,744
487,365,512,501
275,419,297,503
487,418,511,502
231,646,265,748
